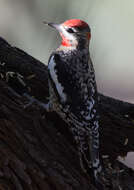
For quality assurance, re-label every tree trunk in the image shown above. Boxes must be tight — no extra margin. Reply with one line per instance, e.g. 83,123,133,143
0,37,134,190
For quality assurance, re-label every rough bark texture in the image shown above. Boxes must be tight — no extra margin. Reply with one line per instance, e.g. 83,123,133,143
0,37,134,190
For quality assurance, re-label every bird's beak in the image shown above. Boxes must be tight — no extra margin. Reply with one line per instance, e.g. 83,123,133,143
43,21,61,31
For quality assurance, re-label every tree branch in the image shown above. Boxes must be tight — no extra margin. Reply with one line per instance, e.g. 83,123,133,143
0,37,134,190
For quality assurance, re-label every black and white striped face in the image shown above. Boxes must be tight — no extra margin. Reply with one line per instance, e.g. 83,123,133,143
44,19,91,49
60,25,78,41
59,23,91,49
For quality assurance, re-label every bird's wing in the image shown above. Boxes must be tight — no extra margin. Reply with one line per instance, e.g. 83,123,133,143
48,53,68,104
48,53,84,105
48,53,98,122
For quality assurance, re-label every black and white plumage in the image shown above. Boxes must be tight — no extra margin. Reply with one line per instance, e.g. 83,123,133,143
44,19,105,188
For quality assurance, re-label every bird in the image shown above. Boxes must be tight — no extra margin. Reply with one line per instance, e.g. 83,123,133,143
43,19,106,189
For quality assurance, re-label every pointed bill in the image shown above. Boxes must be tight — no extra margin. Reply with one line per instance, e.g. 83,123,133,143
43,21,61,31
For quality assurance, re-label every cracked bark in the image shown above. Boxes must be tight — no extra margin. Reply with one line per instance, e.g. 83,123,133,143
0,37,134,190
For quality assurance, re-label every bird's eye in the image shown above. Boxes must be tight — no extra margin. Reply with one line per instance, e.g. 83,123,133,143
66,28,75,33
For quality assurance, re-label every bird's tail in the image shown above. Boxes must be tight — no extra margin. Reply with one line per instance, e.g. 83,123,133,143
79,142,103,184
77,127,107,189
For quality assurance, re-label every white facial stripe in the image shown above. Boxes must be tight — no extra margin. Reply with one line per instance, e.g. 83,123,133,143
60,25,76,41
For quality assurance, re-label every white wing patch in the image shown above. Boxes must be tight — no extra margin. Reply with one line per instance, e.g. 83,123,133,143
48,55,67,103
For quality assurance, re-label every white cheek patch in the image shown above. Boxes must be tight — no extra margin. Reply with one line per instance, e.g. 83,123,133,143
60,25,76,41
48,56,67,103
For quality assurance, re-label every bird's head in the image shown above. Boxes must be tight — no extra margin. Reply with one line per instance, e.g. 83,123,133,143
44,19,91,50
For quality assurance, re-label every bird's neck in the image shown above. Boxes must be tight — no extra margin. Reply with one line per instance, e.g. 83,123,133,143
57,40,89,52
57,34,89,51
58,36,78,51
56,46,89,61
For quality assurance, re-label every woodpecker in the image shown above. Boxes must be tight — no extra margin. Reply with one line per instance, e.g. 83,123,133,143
44,19,105,188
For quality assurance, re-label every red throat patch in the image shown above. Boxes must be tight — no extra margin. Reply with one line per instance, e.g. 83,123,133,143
60,33,71,47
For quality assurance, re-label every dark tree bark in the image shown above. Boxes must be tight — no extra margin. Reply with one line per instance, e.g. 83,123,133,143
0,37,134,190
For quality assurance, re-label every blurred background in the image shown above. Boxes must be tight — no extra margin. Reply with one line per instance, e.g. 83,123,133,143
0,0,134,103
